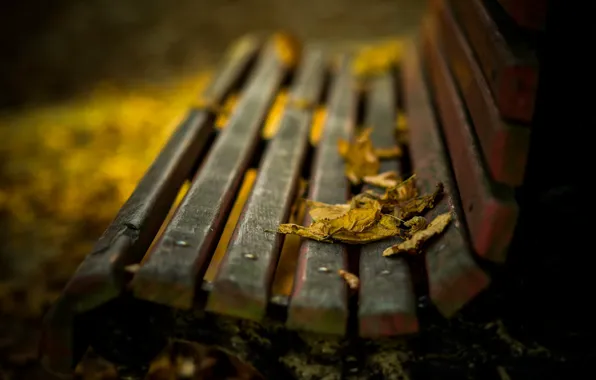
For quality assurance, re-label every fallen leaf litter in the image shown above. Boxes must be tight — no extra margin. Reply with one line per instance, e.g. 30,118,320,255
274,127,453,283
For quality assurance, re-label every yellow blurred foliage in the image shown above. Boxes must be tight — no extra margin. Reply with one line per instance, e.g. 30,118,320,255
0,71,212,316
352,38,404,77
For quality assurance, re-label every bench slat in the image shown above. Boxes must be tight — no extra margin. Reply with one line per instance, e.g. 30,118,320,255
403,39,491,317
436,0,530,187
131,40,289,309
358,73,418,338
40,38,261,375
448,0,538,123
495,0,546,31
206,49,327,321
286,56,355,335
200,35,262,106
422,19,518,264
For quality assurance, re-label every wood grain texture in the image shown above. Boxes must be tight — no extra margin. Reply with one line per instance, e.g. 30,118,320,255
200,34,262,105
403,38,490,317
286,56,355,335
206,48,327,321
435,0,530,186
421,19,518,264
447,0,538,123
131,40,288,309
495,0,546,30
358,73,418,338
39,39,261,377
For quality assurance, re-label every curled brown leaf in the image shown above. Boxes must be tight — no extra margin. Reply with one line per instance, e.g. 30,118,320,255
383,212,452,256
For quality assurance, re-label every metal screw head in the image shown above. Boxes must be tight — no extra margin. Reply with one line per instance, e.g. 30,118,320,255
244,253,257,260
317,267,330,273
174,240,189,247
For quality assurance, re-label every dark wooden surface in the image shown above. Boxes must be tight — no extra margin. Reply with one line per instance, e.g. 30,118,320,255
206,48,327,321
285,56,355,335
200,35,261,106
421,19,518,264
131,40,288,309
436,0,530,187
448,0,539,123
403,39,490,317
39,39,261,377
358,73,418,338
495,0,546,30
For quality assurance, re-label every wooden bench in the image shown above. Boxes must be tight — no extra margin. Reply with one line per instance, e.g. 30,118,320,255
40,25,536,377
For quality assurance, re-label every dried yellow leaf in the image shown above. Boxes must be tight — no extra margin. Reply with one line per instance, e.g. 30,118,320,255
277,213,401,245
306,200,350,222
380,174,418,204
396,183,443,220
331,214,402,244
338,269,360,290
383,212,452,256
307,198,382,234
351,39,405,77
404,216,427,234
272,32,301,68
374,146,402,159
277,223,331,242
363,171,401,189
338,128,380,184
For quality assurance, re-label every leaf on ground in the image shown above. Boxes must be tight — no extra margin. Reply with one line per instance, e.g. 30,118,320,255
396,182,443,220
338,269,360,290
362,171,401,189
383,212,452,256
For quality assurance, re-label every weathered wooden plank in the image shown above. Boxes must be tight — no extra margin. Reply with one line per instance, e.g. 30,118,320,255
286,56,355,335
403,37,490,316
39,38,261,377
435,0,530,187
421,19,518,264
447,0,539,123
358,72,418,338
206,48,327,321
199,34,262,107
495,0,546,31
131,40,290,309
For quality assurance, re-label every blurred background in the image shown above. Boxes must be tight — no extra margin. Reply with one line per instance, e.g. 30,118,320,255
0,0,425,377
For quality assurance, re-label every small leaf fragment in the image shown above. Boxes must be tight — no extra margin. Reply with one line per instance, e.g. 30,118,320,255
277,223,331,242
338,269,360,291
404,216,427,234
374,146,403,159
396,182,443,220
383,212,452,256
362,171,401,189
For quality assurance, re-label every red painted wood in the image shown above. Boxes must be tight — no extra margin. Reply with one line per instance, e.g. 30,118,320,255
496,0,546,30
448,0,539,123
437,0,531,186
421,18,518,263
403,38,490,316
